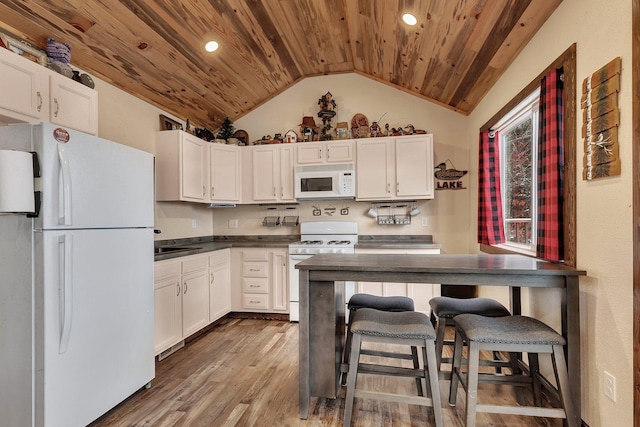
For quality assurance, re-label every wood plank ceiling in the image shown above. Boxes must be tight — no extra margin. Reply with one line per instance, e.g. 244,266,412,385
0,0,562,130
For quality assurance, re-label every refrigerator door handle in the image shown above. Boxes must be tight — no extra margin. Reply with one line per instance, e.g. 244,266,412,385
57,144,73,226
58,234,74,354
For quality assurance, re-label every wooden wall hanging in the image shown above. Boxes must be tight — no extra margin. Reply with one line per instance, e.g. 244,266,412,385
581,57,621,180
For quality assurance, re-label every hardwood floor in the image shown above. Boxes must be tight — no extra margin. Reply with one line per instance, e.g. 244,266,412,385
89,317,562,427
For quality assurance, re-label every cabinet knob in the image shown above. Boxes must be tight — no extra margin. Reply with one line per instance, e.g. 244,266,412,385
53,98,59,117
176,282,180,296
37,91,42,112
210,273,214,283
184,281,188,294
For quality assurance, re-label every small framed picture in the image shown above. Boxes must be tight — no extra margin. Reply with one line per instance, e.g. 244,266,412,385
0,33,47,67
159,114,183,131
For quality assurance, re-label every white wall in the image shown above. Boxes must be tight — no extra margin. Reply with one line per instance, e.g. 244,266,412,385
466,0,633,425
95,73,470,249
219,73,470,254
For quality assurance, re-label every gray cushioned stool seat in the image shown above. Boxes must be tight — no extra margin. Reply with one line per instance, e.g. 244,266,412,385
429,296,510,318
344,307,443,427
342,294,418,387
429,296,511,377
449,314,574,427
348,293,415,312
350,308,436,340
453,314,566,345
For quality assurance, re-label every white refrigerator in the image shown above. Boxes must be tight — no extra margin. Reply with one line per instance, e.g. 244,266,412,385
0,123,155,427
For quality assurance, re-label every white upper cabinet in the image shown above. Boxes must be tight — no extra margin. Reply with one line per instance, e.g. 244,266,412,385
251,145,295,203
0,48,98,135
356,138,394,199
49,72,98,135
156,130,208,202
295,140,354,165
395,136,434,198
0,47,47,121
356,135,434,201
210,143,241,203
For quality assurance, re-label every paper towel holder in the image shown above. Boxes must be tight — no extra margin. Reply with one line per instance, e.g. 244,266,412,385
0,150,41,217
26,152,41,217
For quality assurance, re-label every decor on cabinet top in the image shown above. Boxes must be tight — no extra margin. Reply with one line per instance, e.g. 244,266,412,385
0,31,46,66
582,56,621,180
216,117,235,143
317,91,337,141
300,116,319,142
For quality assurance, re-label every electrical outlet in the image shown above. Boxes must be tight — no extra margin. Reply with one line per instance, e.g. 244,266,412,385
603,371,616,401
191,219,197,229
229,219,238,229
421,217,428,227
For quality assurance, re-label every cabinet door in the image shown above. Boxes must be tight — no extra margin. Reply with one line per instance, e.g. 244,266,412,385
181,270,209,336
252,146,278,201
210,144,241,202
296,143,324,164
326,141,354,163
49,73,98,135
0,48,47,121
271,250,288,312
181,134,208,201
395,136,434,199
356,139,393,200
279,145,296,201
209,250,231,322
154,261,182,355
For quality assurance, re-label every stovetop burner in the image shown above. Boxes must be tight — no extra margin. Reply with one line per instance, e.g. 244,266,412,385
299,240,323,245
328,240,353,245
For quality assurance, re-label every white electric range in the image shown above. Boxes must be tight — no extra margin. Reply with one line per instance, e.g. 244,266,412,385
288,221,358,321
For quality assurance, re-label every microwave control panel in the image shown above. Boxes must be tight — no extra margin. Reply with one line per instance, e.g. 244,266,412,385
341,172,355,193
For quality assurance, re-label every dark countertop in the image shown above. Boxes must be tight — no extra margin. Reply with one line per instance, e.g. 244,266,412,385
355,235,441,250
154,234,440,261
154,235,299,261
296,253,586,276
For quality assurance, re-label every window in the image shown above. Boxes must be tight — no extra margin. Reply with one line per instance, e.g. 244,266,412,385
494,89,539,253
478,45,575,266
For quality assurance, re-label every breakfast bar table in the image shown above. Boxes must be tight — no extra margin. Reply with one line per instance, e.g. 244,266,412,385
296,253,586,425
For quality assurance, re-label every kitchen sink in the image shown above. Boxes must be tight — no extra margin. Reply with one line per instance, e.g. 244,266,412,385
154,246,200,255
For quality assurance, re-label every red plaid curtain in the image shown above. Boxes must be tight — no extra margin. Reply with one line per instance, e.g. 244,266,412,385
536,69,564,261
477,130,505,245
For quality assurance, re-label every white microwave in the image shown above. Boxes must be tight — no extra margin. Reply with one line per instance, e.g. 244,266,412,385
294,163,356,200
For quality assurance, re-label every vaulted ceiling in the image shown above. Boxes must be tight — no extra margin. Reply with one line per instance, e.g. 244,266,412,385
0,0,561,130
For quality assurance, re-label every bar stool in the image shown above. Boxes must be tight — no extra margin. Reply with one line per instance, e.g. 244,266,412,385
343,308,443,427
429,296,511,377
448,314,575,427
342,294,419,389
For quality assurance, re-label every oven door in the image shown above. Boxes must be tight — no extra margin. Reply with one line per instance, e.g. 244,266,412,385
289,253,313,322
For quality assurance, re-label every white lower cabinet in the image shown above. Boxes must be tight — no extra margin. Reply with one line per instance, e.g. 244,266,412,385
153,259,182,356
154,249,232,357
209,249,231,321
231,247,288,313
354,247,441,315
181,255,210,337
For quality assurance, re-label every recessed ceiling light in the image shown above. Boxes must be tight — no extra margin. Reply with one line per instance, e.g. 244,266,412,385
402,13,417,26
205,41,219,52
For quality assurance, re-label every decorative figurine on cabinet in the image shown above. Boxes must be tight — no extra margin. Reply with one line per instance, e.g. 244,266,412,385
317,91,337,140
300,116,319,142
